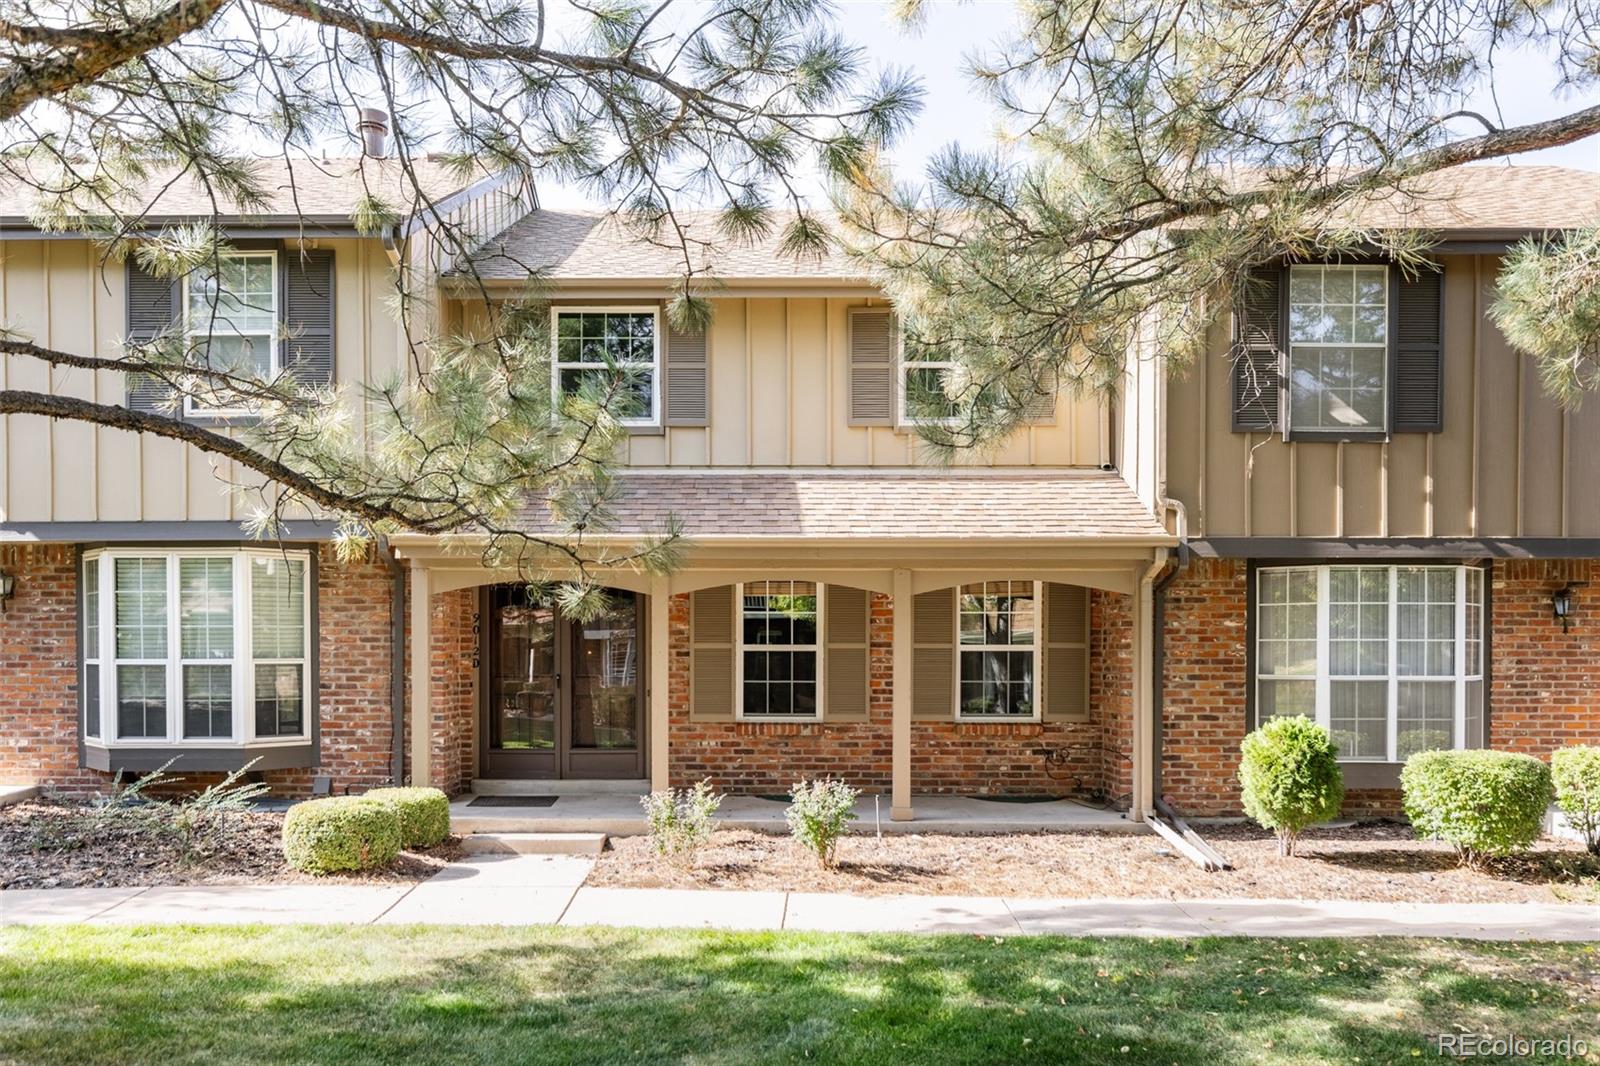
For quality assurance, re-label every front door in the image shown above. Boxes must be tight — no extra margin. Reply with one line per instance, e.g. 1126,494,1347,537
480,586,646,780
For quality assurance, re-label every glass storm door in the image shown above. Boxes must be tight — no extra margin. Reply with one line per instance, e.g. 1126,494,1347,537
481,586,645,780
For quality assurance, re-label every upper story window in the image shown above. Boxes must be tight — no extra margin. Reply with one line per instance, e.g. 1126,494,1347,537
552,308,660,426
900,338,958,425
958,580,1038,719
82,548,311,747
183,251,278,415
1255,564,1485,762
738,580,820,718
1286,264,1388,434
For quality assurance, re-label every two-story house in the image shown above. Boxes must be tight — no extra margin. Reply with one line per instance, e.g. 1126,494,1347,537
2,158,1595,828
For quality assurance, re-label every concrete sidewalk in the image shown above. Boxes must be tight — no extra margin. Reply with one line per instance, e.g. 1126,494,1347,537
4,855,1597,941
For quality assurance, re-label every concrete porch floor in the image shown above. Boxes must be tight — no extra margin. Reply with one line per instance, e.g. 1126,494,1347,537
449,793,1142,836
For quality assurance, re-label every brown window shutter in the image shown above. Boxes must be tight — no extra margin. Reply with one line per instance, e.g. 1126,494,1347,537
690,586,735,721
282,248,335,389
1042,583,1090,722
1231,266,1283,432
911,587,954,721
848,307,896,425
824,585,870,721
1392,265,1444,433
664,319,708,426
124,257,180,415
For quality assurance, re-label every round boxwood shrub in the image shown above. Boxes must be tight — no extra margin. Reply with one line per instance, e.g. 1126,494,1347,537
1401,750,1554,866
1237,716,1344,857
363,786,451,848
282,797,402,875
1550,746,1600,856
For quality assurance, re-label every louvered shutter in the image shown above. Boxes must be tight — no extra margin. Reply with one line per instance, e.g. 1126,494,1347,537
848,308,895,425
1042,583,1090,722
824,585,870,721
282,248,335,389
690,586,735,721
664,319,709,426
911,587,955,721
1231,266,1283,432
1392,265,1444,433
124,258,180,415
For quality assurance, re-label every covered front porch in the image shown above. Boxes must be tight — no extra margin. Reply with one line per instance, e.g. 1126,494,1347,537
391,470,1176,826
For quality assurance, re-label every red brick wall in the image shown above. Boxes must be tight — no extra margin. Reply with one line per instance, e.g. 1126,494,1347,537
1159,558,1250,816
1490,559,1600,753
0,545,405,798
0,545,98,794
426,587,478,795
667,589,1128,801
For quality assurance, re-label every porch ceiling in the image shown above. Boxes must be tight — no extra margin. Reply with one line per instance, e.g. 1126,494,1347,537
513,470,1172,543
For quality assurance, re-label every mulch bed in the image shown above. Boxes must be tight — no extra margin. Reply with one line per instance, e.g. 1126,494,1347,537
589,823,1600,903
0,799,462,889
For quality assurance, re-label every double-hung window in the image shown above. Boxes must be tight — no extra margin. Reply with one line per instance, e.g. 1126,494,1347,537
1256,564,1485,761
1286,264,1388,434
958,581,1038,719
552,308,660,426
83,548,311,746
184,251,279,415
900,338,958,424
738,580,820,718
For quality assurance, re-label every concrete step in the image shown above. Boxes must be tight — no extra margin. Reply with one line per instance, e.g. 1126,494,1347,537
459,832,609,856
471,778,650,797
0,784,39,808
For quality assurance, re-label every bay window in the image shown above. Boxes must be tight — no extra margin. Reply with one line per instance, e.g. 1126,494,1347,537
958,580,1038,719
1256,564,1485,761
738,580,820,718
82,548,312,747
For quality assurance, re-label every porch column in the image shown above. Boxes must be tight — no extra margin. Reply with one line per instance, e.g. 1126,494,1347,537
649,577,670,792
891,567,914,821
408,560,432,789
1130,555,1164,821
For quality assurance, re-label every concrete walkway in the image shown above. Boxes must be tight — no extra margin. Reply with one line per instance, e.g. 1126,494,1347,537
4,855,1597,940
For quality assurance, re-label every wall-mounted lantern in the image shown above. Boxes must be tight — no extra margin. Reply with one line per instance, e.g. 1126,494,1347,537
0,569,13,614
1554,583,1581,633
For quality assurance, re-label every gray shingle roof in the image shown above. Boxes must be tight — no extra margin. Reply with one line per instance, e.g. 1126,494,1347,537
0,157,488,227
522,470,1170,540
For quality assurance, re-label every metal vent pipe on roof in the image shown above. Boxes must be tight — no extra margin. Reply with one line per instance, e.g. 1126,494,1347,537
357,108,390,158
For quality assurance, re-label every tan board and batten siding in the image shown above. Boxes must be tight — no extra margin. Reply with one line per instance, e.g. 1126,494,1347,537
461,296,1109,468
1166,254,1600,539
0,237,406,523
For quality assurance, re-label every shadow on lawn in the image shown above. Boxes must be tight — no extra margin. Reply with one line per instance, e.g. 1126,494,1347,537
0,927,1590,1065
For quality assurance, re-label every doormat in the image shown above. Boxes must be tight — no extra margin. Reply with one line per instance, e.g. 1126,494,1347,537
467,796,558,807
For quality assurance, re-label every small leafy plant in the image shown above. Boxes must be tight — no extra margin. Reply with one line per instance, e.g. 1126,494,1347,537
1551,746,1600,857
785,778,859,869
1237,716,1344,857
640,780,723,868
364,786,451,848
1402,749,1554,866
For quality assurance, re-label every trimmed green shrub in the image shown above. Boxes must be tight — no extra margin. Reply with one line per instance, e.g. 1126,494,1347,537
641,780,723,868
1552,746,1600,856
364,787,451,848
785,778,859,869
1237,716,1344,857
1401,750,1554,865
282,797,402,874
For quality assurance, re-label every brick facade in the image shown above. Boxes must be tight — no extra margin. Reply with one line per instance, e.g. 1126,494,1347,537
425,587,478,795
666,589,1132,801
1158,556,1600,817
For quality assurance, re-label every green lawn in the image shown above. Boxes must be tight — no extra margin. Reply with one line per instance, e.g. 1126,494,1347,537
1,926,1596,1064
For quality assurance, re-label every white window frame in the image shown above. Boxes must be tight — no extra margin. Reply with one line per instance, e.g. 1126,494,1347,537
550,305,662,428
955,579,1042,722
1255,563,1485,762
182,250,280,418
898,334,959,427
82,547,312,749
735,580,824,721
1285,263,1390,437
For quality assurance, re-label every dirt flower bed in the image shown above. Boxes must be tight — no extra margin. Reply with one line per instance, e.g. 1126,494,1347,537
590,823,1600,903
0,799,461,889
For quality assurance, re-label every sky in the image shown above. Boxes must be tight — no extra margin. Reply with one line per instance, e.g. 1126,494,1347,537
535,0,1600,210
